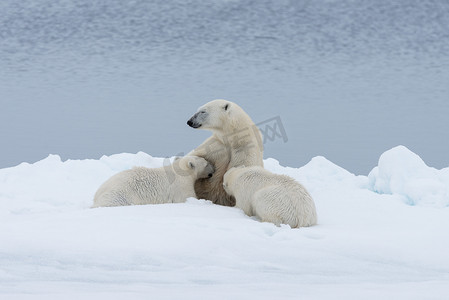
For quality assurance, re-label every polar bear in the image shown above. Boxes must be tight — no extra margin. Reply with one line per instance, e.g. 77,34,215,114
223,166,317,228
187,99,264,206
92,156,214,208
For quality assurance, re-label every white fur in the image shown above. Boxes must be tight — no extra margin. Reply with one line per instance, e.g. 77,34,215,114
92,156,214,207
187,99,264,206
223,166,317,228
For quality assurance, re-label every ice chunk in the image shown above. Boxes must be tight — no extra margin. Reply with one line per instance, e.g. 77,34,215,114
368,146,449,207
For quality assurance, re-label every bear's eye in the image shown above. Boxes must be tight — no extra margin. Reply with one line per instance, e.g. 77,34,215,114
224,104,229,111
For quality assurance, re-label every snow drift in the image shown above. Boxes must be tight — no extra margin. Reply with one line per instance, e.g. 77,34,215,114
368,146,449,207
0,146,448,299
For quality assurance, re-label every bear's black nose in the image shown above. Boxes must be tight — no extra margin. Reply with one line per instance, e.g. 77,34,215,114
187,120,193,127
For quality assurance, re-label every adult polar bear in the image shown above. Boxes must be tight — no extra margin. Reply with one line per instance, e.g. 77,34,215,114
187,99,263,206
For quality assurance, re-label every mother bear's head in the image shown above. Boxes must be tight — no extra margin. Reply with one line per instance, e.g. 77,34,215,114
187,99,250,134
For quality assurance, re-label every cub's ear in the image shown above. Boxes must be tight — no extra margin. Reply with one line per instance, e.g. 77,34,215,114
224,103,229,111
188,161,195,169
174,156,182,161
238,165,246,168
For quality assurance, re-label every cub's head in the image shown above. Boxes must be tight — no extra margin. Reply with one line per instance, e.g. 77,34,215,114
187,99,246,133
176,156,215,179
222,165,246,196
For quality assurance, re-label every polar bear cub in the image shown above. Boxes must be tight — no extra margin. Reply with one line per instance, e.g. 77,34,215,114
223,166,317,228
92,156,214,208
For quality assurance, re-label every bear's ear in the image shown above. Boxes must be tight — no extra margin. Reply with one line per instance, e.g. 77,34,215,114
224,103,229,111
188,161,195,169
174,156,181,161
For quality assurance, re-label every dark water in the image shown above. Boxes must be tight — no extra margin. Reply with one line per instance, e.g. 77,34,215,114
1,0,449,174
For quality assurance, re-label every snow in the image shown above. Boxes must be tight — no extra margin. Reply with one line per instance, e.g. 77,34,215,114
368,146,449,207
1,146,448,299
